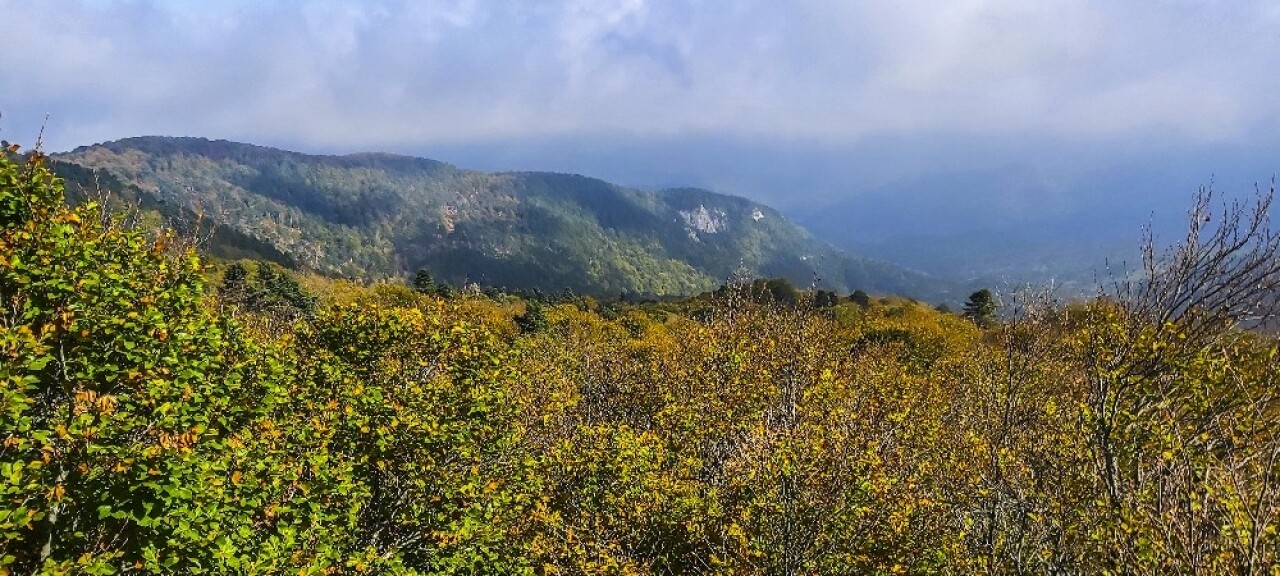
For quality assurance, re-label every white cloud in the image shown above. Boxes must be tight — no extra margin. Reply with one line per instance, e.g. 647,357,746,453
2,0,1279,150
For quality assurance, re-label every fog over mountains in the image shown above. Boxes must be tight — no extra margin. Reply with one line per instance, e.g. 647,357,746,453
5,1,1280,294
425,132,1278,294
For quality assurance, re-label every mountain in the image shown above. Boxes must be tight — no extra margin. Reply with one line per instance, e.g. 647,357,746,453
782,162,1236,296
52,136,948,299
796,196,1144,297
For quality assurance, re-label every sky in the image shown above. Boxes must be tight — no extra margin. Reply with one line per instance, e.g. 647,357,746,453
3,0,1279,255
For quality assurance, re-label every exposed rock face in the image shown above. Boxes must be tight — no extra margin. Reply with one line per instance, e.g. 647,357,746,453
680,205,729,234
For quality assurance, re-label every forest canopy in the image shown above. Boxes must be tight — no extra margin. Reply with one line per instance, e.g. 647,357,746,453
3,147,1280,574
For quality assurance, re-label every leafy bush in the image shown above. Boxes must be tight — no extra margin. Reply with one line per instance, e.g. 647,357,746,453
4,146,1280,574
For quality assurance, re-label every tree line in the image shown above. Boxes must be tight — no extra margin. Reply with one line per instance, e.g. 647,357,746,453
3,147,1280,574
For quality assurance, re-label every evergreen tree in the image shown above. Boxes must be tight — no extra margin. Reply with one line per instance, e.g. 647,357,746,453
220,261,313,316
257,262,315,314
515,301,549,333
750,278,799,306
813,289,840,309
412,267,435,294
962,288,997,327
220,262,256,306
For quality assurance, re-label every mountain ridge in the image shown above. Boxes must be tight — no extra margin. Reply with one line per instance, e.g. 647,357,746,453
53,136,952,300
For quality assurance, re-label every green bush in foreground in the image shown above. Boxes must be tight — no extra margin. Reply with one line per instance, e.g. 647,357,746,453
0,147,283,572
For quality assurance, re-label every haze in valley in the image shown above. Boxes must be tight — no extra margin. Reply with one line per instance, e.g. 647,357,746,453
4,0,1280,289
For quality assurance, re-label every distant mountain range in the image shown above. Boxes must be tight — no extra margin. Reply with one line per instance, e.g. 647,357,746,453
797,197,1144,298
52,137,954,300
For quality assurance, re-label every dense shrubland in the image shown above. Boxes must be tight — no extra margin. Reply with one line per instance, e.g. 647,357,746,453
3,149,1280,574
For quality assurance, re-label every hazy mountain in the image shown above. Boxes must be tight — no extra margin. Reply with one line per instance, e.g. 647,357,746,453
426,134,1268,296
53,136,951,299
784,161,1244,296
795,190,1147,298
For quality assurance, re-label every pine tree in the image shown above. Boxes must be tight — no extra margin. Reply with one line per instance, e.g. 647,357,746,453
412,267,435,294
962,288,997,327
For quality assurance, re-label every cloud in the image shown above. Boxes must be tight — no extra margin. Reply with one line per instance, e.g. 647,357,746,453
2,0,1278,248
5,0,1279,151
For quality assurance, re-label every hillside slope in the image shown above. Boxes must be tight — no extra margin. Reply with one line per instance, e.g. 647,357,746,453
55,137,945,298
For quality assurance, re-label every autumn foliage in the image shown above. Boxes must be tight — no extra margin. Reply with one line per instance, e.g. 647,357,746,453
3,150,1280,574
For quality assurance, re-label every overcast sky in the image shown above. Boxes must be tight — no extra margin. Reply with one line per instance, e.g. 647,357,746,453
3,0,1279,241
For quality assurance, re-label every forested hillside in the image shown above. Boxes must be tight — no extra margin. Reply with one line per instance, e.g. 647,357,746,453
52,137,941,299
5,144,1280,574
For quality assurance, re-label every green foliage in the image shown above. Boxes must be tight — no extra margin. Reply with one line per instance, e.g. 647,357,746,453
812,289,840,309
751,277,800,306
0,148,289,572
411,267,454,299
220,260,316,317
962,288,997,327
6,146,1280,574
53,137,950,299
514,302,548,334
412,268,435,294
716,277,801,307
279,304,536,573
